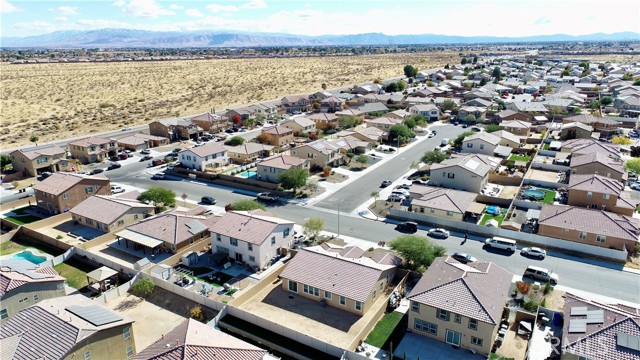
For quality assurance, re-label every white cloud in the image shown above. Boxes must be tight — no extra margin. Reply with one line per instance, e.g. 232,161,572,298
205,3,239,13
13,21,58,33
0,0,22,14
119,0,175,18
113,0,126,7
241,0,267,9
51,6,78,15
56,16,69,22
185,9,204,18
169,4,183,10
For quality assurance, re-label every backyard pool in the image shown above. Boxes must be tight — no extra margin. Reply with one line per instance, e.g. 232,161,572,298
237,171,257,179
11,250,47,265
486,205,502,215
523,189,545,200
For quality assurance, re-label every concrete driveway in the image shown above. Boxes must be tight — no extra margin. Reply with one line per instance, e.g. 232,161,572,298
393,332,486,360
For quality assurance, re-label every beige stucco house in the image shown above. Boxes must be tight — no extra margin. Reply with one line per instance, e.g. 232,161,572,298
290,139,344,170
260,126,294,148
499,120,532,137
33,173,111,214
429,154,501,193
68,136,118,164
256,154,309,183
70,194,155,234
10,145,73,177
569,152,626,181
567,174,634,216
281,117,316,135
462,132,500,156
409,185,480,221
226,143,274,164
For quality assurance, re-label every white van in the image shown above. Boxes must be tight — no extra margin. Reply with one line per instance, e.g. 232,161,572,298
523,265,559,285
484,236,517,252
440,138,449,147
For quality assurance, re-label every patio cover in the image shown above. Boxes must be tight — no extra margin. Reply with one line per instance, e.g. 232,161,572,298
549,141,562,149
116,229,163,248
86,266,118,282
466,202,486,215
494,145,513,158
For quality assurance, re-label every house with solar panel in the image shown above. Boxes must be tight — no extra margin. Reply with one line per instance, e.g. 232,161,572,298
0,260,66,323
0,294,136,360
429,154,502,193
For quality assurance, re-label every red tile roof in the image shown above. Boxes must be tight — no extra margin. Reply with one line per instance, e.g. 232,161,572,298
0,261,64,297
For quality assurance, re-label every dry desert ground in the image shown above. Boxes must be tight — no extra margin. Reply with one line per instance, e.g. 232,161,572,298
0,52,458,147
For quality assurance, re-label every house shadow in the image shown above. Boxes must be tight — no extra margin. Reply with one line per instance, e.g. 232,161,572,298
260,285,359,332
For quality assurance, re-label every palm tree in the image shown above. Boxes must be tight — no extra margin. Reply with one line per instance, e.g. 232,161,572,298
29,135,39,146
370,191,380,209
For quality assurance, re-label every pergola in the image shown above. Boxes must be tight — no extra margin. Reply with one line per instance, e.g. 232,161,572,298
86,266,119,292
115,228,164,255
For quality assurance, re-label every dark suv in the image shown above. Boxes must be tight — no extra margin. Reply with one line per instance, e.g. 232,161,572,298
396,221,418,233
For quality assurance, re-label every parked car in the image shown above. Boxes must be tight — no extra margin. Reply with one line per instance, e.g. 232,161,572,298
257,192,279,202
152,172,165,180
630,182,640,191
453,121,459,126
151,159,164,166
109,156,120,162
201,196,217,205
107,162,121,170
387,193,406,202
121,126,132,131
217,135,227,141
427,132,435,138
521,247,546,259
40,171,53,179
380,180,392,188
471,126,482,132
391,189,409,197
140,155,153,161
90,168,104,175
427,228,450,239
397,183,411,190
450,252,477,263
110,185,125,194
523,265,558,285
225,129,234,134
396,221,418,233
293,233,306,244
118,153,129,160
140,149,151,155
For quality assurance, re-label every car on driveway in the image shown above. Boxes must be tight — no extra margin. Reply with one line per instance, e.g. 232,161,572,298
396,221,418,233
387,193,406,202
380,180,392,188
107,162,121,170
397,184,411,190
111,185,125,194
257,192,279,202
90,168,104,175
140,149,151,155
201,196,217,205
450,252,477,263
427,228,450,239
140,155,153,162
521,247,546,259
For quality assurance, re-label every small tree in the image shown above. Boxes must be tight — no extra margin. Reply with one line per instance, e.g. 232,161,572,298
29,135,39,146
231,114,242,125
303,218,324,238
612,136,632,145
190,305,206,322
492,66,502,80
624,158,640,174
338,115,359,129
389,235,446,272
0,154,11,170
181,192,188,206
403,64,418,78
321,83,327,90
600,96,613,106
224,136,245,146
131,278,155,298
354,154,369,169
229,199,266,211
485,124,502,133
279,167,309,193
389,124,413,145
465,115,477,123
370,190,380,203
451,131,475,149
441,99,457,111
403,117,416,129
138,186,176,210
421,149,449,164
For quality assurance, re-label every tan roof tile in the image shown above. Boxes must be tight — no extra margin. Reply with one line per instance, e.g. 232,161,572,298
180,142,227,158
70,195,154,225
257,154,307,170
208,211,293,245
33,172,109,195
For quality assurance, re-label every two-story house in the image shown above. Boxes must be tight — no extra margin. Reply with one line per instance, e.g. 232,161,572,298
491,130,522,148
259,126,294,148
567,174,634,215
462,132,501,156
0,294,136,360
280,244,398,315
365,116,403,135
309,113,340,130
429,154,501,193
179,143,228,172
320,96,345,113
281,95,310,113
570,152,626,181
209,210,295,270
408,257,512,355
407,104,440,121
563,114,620,136
188,112,230,133
115,133,169,152
1,260,65,323
70,194,155,234
68,136,118,164
256,154,309,183
561,138,620,159
494,110,533,123
149,118,203,141
559,122,594,140
33,172,111,214
226,143,274,164
498,120,532,138
290,139,344,170
10,145,72,177
281,117,316,135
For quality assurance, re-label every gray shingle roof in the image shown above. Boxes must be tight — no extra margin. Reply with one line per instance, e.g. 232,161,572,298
539,205,639,242
408,257,512,324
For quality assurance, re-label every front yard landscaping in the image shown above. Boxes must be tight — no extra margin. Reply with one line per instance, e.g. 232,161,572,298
508,154,531,162
365,311,404,347
54,257,100,289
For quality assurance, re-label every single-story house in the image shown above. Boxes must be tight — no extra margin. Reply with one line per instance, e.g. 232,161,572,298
409,185,481,221
226,143,274,164
71,194,155,234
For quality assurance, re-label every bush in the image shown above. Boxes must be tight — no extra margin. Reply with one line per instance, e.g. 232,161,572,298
56,235,63,240
543,282,554,295
131,278,155,298
190,305,206,322
523,300,539,312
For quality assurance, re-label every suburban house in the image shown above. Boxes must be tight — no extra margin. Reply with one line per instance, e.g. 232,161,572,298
494,110,533,122
281,95,310,113
505,101,549,114
320,96,345,113
335,108,365,121
188,112,229,133
337,127,385,144
280,244,398,315
209,210,295,270
33,172,111,214
537,204,640,253
559,122,594,140
9,145,72,177
407,104,440,121
0,260,65,323
498,120,532,137
68,136,118,164
291,139,344,170
281,117,316,135
149,118,203,141
309,113,340,130
387,109,412,119
226,143,274,164
352,84,382,94
178,142,228,172
248,103,279,120
256,154,309,183
570,152,626,181
357,102,390,115
462,132,501,156
332,136,371,154
457,106,487,120
407,257,512,355
560,293,640,360
0,294,136,360
567,174,635,216
115,210,219,254
365,116,403,133
226,107,254,122
70,194,155,234
429,154,501,193
259,126,294,148
115,133,169,152
309,91,333,102
408,185,481,221
561,139,620,158
614,95,640,117
132,319,268,360
491,130,522,148
563,114,620,134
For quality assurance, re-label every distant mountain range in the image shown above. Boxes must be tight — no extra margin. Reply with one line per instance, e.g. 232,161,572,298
2,29,639,48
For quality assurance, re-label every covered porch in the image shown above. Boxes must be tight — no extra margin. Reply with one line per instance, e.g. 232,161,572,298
112,229,173,263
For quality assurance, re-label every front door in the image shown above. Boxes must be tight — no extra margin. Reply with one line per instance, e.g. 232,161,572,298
446,329,461,346
235,253,243,262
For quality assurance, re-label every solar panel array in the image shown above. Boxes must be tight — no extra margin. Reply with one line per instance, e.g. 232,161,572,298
586,310,604,324
570,306,588,315
66,305,123,327
568,319,587,333
617,332,640,351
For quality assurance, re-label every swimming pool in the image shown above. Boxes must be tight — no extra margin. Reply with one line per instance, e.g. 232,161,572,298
11,250,47,265
523,189,545,200
237,171,257,179
486,205,502,215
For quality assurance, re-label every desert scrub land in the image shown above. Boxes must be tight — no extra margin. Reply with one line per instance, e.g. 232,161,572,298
0,52,457,147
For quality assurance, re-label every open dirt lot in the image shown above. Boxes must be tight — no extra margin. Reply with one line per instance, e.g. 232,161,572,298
0,52,458,147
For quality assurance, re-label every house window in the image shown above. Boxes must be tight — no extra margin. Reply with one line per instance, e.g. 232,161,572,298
117,220,124,226
587,191,592,198
469,318,478,330
85,186,94,194
430,208,435,213
596,235,606,243
437,308,450,321
126,346,134,359
62,193,69,200
230,238,238,246
86,219,93,225
288,280,298,293
480,144,485,150
603,193,610,200
216,234,221,242
339,296,346,306
133,214,139,220
414,319,437,335
454,313,461,323
303,284,320,296
284,228,290,237
123,326,131,340
411,301,420,312
33,294,39,301
447,173,455,179
355,301,363,311
471,336,483,346
271,236,276,245
84,351,91,360
0,309,7,319
579,232,587,240
247,243,253,251
446,211,453,216
443,172,446,177
466,143,473,148
323,291,331,300
373,290,376,299
249,256,255,262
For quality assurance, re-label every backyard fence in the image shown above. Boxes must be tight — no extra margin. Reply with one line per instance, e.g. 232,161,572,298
142,271,226,311
39,247,76,269
74,247,138,276
94,272,141,304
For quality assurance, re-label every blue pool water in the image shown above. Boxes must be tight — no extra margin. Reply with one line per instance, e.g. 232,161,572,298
237,171,257,179
523,189,545,200
486,205,501,215
11,250,47,265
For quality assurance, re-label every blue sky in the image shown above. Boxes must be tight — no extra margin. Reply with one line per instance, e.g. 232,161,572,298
1,0,639,38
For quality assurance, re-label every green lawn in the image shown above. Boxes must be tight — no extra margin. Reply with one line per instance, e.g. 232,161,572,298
4,215,43,225
365,311,404,347
54,257,99,289
480,212,506,226
542,143,550,150
0,240,27,255
0,235,66,256
541,189,556,204
198,271,235,287
11,206,33,215
508,154,531,162
490,354,515,360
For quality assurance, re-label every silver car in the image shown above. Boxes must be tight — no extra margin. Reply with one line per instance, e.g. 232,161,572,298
521,247,546,259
